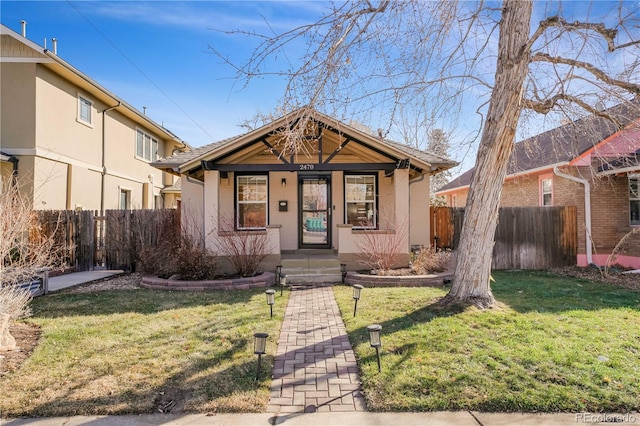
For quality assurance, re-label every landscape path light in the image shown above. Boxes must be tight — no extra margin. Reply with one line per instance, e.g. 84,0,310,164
367,324,382,372
275,265,282,287
279,274,287,296
352,284,363,317
253,332,268,381
341,263,347,284
266,289,276,318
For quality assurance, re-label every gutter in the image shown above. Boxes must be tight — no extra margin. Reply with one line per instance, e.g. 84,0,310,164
553,167,593,265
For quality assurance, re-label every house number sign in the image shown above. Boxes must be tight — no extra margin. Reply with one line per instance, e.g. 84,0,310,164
299,164,315,170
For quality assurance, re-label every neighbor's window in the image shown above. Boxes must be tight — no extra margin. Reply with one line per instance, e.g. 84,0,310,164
119,189,130,210
236,175,268,229
77,95,93,125
345,174,376,228
540,177,553,206
136,129,159,162
630,175,640,226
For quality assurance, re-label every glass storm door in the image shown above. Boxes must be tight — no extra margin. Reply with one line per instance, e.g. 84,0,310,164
299,177,331,248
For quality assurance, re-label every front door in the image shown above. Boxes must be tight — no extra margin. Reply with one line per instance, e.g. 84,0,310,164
299,176,331,248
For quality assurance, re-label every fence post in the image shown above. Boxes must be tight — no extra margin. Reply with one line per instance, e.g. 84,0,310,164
42,269,49,295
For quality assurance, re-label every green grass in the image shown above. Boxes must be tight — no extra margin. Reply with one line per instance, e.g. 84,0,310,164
334,270,640,412
0,287,288,417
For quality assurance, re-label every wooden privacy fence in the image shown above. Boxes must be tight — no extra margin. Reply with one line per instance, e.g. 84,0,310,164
430,206,578,269
34,209,180,272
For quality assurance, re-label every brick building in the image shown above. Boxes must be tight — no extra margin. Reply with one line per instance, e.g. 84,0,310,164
437,99,640,268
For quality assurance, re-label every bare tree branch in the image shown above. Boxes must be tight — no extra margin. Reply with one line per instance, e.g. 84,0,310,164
531,52,640,95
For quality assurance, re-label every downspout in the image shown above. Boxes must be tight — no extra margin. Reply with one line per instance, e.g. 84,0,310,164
100,102,121,214
553,167,593,265
8,155,18,185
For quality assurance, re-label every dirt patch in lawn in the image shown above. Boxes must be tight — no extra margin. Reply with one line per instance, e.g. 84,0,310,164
551,265,640,291
0,273,142,379
0,322,41,378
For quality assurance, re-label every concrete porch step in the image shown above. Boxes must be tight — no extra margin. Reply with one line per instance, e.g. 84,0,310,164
279,253,343,284
284,273,343,284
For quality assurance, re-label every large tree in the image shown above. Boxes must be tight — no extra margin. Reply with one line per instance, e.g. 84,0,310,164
214,1,640,307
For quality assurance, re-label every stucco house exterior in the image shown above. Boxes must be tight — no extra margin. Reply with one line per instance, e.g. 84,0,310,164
153,108,457,272
0,23,186,210
437,99,640,269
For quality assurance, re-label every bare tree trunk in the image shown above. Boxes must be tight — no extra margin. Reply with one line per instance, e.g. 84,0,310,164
443,0,533,308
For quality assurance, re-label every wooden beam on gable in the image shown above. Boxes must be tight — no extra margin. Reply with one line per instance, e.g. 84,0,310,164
261,139,290,165
324,138,353,164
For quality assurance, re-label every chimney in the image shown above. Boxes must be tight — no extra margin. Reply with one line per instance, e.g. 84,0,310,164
20,20,27,37
52,38,58,55
143,106,147,115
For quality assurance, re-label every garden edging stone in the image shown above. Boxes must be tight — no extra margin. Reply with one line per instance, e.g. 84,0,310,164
141,272,276,291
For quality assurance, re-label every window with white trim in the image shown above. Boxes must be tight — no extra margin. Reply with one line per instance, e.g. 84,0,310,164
540,177,553,206
136,129,159,162
345,174,376,228
630,175,640,226
77,95,93,125
236,175,268,229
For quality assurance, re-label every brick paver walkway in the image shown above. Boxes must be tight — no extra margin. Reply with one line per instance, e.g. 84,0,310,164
267,286,366,413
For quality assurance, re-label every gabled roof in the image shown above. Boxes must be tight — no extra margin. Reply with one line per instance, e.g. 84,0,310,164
152,108,457,175
0,23,186,148
438,99,640,193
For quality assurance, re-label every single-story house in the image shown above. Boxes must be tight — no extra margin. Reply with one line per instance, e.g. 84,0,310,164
153,108,457,272
437,99,640,269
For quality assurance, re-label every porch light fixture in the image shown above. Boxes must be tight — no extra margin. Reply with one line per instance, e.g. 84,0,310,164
266,289,276,318
352,284,363,317
340,263,347,284
367,324,382,372
280,273,287,296
275,265,282,287
253,332,269,381
281,178,287,187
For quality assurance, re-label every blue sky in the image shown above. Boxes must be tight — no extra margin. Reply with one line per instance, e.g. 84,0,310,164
2,1,638,177
1,1,322,147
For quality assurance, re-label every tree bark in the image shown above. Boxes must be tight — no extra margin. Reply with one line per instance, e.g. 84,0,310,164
443,0,533,308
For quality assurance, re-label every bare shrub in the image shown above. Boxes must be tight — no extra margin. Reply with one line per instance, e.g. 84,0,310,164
412,247,451,275
0,284,32,320
357,214,408,272
1,179,66,348
1,182,65,287
138,234,218,281
214,215,272,277
605,227,640,276
173,237,219,280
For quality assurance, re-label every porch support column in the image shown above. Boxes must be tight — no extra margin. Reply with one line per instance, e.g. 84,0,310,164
204,170,220,254
394,168,411,261
409,175,430,248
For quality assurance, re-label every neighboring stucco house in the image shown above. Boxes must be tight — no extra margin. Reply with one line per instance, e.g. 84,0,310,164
0,23,186,210
153,108,457,271
437,99,640,269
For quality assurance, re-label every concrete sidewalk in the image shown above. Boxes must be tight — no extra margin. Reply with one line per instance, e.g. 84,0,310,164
46,270,124,292
3,411,635,425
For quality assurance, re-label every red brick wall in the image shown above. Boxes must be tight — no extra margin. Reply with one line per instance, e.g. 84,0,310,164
441,167,640,262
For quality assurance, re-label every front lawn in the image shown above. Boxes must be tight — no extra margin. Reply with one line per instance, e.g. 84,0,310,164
335,270,640,412
0,288,287,417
